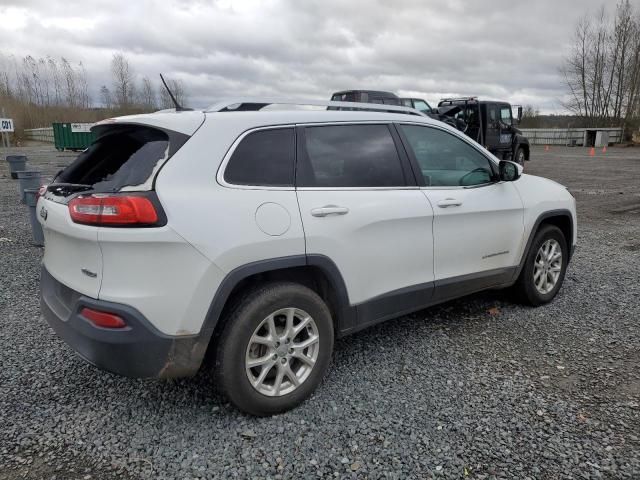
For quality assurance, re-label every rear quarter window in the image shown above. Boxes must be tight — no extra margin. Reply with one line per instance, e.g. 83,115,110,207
223,128,295,187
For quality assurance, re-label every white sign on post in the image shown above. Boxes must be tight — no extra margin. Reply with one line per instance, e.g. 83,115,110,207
70,123,94,133
0,118,14,132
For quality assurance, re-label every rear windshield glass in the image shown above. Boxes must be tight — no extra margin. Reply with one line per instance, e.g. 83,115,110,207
57,126,175,194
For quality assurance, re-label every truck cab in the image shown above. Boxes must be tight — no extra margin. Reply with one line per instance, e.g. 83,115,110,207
437,98,530,165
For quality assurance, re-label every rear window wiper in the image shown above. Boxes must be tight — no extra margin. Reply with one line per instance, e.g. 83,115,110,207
46,183,94,197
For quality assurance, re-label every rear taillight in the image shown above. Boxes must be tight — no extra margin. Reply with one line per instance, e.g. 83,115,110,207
68,195,158,226
80,307,127,329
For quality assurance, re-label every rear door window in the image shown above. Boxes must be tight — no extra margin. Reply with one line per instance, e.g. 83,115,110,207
56,126,183,194
298,124,406,188
224,128,295,187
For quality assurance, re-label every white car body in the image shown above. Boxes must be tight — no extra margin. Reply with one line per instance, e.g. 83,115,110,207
38,99,577,379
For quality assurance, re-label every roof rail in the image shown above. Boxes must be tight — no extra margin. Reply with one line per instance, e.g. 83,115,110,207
440,97,479,103
205,98,427,117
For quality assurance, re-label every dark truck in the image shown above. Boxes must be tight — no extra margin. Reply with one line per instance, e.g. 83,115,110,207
437,97,529,165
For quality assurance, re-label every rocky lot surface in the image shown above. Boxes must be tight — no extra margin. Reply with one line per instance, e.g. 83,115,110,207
0,145,638,479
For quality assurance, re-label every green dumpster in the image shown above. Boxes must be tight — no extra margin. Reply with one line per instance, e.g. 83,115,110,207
52,123,96,151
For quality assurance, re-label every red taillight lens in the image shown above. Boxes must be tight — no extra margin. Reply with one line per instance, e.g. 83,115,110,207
68,195,158,226
80,307,127,329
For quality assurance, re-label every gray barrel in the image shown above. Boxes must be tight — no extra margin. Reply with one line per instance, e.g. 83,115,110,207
23,188,44,247
6,155,27,179
15,170,42,204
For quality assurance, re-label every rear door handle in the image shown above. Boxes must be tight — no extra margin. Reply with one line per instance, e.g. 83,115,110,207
310,205,350,217
437,198,463,208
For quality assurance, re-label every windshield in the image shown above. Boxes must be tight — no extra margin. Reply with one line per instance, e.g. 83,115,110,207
413,100,432,113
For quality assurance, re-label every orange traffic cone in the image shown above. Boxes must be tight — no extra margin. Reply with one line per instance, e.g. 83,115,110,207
545,145,549,151
602,145,607,153
589,147,596,156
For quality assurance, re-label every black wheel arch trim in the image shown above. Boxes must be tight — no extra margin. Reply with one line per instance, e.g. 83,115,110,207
512,209,575,282
198,254,354,344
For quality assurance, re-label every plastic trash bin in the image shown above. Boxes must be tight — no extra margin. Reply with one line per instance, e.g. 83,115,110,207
16,170,42,204
6,155,27,179
23,188,44,246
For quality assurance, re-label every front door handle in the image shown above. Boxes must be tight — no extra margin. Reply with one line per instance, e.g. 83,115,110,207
437,198,463,208
310,205,350,217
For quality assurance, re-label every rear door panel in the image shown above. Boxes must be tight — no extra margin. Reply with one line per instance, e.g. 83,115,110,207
296,189,434,304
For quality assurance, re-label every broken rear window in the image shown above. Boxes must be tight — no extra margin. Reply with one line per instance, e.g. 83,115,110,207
57,126,184,194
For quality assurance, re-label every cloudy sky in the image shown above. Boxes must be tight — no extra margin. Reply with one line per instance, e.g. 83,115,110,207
0,0,618,113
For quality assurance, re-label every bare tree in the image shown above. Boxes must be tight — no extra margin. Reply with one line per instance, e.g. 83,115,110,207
111,53,135,109
139,76,156,111
47,57,63,105
61,57,79,107
100,85,113,109
562,1,640,128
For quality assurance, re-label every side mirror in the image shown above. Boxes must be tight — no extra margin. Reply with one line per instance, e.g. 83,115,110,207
517,106,523,121
499,160,522,182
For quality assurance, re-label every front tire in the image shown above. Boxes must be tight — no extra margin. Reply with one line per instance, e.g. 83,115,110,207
514,147,526,166
513,225,568,306
215,282,334,416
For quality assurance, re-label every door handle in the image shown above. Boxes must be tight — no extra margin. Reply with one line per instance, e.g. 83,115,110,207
310,205,350,217
437,198,463,208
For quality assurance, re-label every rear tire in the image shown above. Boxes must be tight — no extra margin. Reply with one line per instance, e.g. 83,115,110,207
215,282,334,416
513,225,568,306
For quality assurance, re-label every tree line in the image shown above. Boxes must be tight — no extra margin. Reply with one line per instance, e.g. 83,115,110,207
0,52,187,135
562,0,640,132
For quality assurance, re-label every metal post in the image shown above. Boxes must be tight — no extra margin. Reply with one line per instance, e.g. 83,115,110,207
1,107,9,149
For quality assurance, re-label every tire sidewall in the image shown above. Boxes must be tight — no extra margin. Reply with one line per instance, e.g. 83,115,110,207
522,225,568,305
217,283,334,416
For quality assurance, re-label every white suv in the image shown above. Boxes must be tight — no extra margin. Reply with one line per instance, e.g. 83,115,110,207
38,99,577,415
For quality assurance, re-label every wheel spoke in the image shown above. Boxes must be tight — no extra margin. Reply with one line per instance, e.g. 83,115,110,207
273,366,285,395
284,364,300,386
293,351,316,367
252,361,275,389
284,308,295,338
266,315,278,339
534,268,542,281
247,354,274,368
251,333,275,347
292,315,312,336
293,334,319,350
546,272,555,288
547,242,557,260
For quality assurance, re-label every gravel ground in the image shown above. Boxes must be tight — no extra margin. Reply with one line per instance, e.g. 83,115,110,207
1,144,639,479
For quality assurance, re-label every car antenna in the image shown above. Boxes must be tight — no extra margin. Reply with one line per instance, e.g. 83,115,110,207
159,73,192,111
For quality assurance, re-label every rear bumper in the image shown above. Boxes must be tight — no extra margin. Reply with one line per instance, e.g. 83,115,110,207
40,266,206,378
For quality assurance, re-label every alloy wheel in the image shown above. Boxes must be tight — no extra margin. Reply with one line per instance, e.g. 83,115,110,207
533,239,562,294
245,308,319,397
